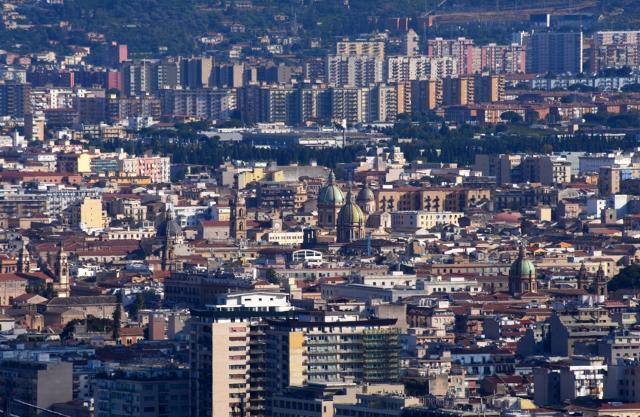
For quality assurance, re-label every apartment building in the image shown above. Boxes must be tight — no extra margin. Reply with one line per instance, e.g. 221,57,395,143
591,31,640,72
386,56,457,83
266,312,401,394
189,292,293,417
120,155,170,183
336,41,385,60
0,360,72,417
427,37,475,75
94,366,189,417
526,32,583,74
390,211,464,233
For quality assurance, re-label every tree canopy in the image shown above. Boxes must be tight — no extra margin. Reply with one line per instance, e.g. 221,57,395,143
608,264,640,292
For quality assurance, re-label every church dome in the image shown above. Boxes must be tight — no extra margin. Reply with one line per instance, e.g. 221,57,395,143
157,209,182,238
318,171,344,207
510,246,535,278
338,191,365,226
356,185,375,203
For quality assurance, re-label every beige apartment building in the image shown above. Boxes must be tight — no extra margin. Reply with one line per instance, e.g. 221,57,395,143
391,210,463,232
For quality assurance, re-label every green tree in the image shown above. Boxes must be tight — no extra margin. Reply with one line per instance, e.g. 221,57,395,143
265,268,280,284
500,111,523,124
608,264,640,292
112,295,122,340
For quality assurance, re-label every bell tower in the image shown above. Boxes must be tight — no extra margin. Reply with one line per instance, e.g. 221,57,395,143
230,174,247,240
576,262,587,290
53,241,70,298
593,263,607,300
18,238,30,273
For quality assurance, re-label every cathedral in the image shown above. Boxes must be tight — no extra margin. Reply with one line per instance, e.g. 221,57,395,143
508,244,537,296
159,206,184,272
336,188,365,243
317,171,345,229
577,262,608,300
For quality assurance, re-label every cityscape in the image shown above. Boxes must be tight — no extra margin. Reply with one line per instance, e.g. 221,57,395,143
4,0,640,417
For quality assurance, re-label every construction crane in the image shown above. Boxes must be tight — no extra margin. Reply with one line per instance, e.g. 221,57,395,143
425,0,449,16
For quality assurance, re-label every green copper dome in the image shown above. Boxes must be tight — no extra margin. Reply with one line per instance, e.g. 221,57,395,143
337,189,365,226
356,185,375,203
510,246,536,278
318,171,345,207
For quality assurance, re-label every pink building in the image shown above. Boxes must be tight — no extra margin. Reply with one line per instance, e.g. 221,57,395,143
480,44,526,74
428,37,476,75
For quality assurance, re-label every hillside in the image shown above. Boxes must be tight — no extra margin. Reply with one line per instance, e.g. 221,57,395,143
0,0,634,55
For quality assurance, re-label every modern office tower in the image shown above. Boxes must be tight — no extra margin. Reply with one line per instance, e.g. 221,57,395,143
189,292,293,417
180,56,214,89
265,312,401,395
427,37,476,75
526,32,583,75
386,56,457,83
0,80,31,117
336,40,385,60
591,31,640,72
326,55,384,87
480,43,527,74
411,78,442,112
94,365,189,417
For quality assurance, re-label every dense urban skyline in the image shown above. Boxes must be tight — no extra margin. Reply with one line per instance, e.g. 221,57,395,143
3,1,640,417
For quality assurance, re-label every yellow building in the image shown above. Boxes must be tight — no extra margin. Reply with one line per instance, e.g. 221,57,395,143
73,198,106,231
57,153,92,174
391,210,464,232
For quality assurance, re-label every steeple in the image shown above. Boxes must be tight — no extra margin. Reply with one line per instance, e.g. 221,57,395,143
577,262,587,290
53,240,70,297
18,238,30,274
230,174,247,241
161,204,183,272
594,263,607,300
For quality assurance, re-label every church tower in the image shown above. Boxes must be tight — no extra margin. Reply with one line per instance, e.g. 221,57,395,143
508,244,537,296
230,174,247,241
53,241,70,298
576,262,587,290
18,238,30,274
161,206,183,272
593,263,607,300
